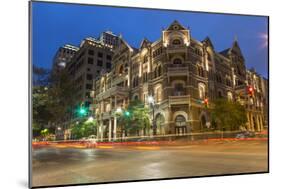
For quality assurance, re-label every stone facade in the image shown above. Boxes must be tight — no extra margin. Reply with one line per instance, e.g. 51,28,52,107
92,20,268,141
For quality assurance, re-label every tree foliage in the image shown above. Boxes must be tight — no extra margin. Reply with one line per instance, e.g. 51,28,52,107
71,119,97,139
47,69,76,124
32,86,52,137
211,99,247,131
32,65,76,137
117,100,150,136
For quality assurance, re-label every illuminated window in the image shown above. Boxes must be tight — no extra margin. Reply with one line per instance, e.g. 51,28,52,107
227,92,233,101
175,115,186,127
155,87,162,102
198,83,206,99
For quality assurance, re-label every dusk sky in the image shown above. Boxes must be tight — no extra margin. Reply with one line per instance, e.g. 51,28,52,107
32,1,268,78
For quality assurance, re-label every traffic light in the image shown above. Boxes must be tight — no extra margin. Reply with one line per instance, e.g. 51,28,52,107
203,98,209,108
77,102,88,117
79,107,87,116
247,86,254,97
124,111,130,117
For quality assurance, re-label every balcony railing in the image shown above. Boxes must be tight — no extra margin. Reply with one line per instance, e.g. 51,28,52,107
112,73,128,86
167,64,188,75
166,45,187,53
168,95,190,105
96,86,129,100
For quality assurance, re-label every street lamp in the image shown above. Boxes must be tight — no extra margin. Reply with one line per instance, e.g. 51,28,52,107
86,116,94,123
116,107,122,114
148,95,157,136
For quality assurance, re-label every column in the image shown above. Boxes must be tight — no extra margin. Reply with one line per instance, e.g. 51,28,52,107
247,113,251,131
259,116,263,131
251,115,255,131
114,117,117,140
100,124,103,142
256,116,260,132
249,113,253,131
108,119,112,141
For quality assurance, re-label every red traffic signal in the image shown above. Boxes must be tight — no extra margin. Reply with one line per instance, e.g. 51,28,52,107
247,86,254,97
202,98,208,108
203,98,208,104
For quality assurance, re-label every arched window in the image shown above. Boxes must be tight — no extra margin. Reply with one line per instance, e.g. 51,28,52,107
216,73,222,83
133,77,139,88
119,65,124,74
174,83,184,96
175,115,186,127
158,65,162,76
143,72,148,82
133,95,139,100
172,39,181,45
143,55,148,63
198,83,206,99
218,90,223,98
173,58,182,65
207,52,212,61
154,68,157,78
227,92,233,101
155,87,162,102
198,66,204,77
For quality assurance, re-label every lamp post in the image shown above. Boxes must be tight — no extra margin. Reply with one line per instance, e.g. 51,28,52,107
148,95,157,136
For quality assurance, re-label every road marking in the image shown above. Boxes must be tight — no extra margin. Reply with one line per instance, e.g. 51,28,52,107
97,146,113,149
135,146,161,150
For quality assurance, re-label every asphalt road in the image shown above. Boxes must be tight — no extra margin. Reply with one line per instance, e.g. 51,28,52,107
32,140,268,187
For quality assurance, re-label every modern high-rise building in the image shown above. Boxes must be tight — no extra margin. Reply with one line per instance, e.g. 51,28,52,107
100,31,120,48
52,44,79,73
92,20,268,141
66,36,115,112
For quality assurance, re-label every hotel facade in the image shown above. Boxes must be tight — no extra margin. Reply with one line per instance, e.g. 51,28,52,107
92,20,268,141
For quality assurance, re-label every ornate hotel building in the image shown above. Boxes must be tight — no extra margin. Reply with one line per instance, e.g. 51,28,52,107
92,20,268,141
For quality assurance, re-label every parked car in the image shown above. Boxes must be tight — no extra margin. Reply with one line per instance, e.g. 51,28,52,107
87,135,97,142
236,131,255,138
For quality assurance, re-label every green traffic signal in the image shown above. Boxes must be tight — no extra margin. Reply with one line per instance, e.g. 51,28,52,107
124,111,130,117
78,107,87,116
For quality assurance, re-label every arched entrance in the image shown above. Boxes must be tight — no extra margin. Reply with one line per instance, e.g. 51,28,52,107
155,113,165,135
175,115,187,135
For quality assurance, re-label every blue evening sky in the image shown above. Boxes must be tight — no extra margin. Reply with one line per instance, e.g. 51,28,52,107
32,1,268,78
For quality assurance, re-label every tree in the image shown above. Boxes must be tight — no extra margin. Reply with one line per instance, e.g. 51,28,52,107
32,65,52,137
117,100,150,136
33,65,50,86
70,119,97,139
211,99,247,131
47,69,76,126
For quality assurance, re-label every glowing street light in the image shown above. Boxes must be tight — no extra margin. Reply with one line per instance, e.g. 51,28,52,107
116,107,122,114
148,95,155,105
86,116,94,123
